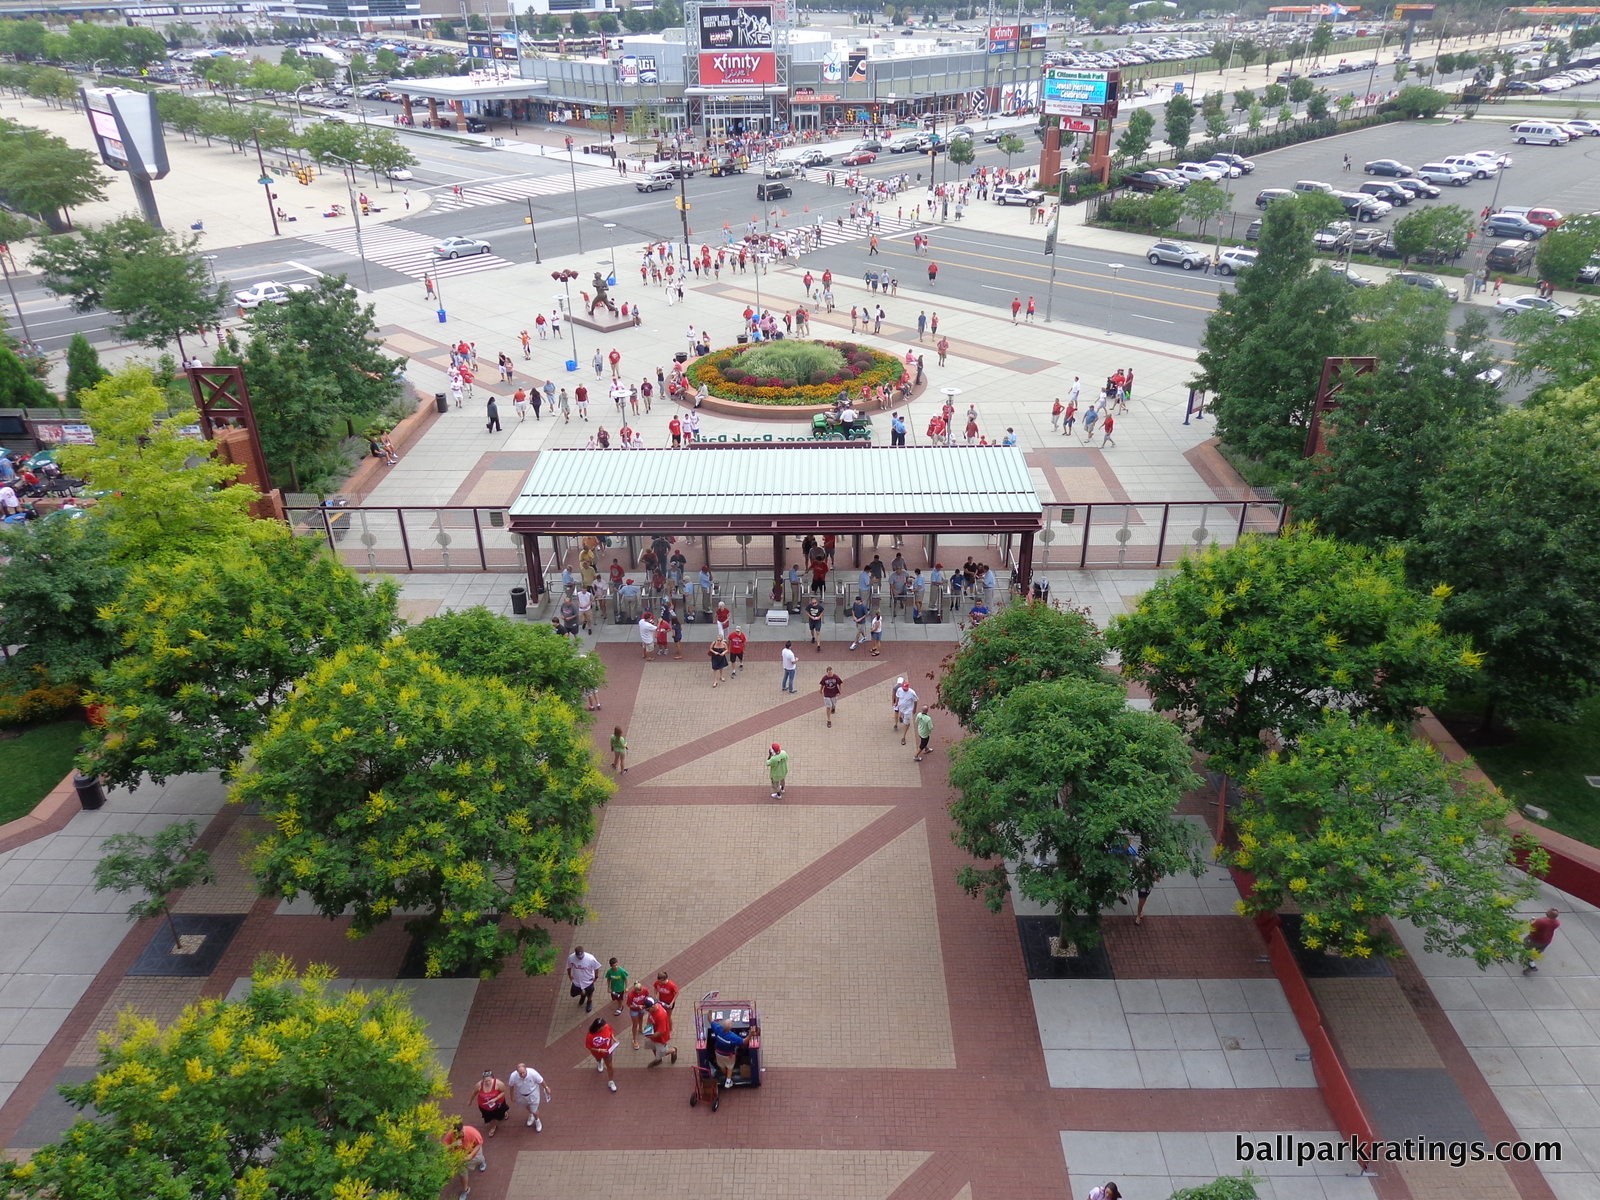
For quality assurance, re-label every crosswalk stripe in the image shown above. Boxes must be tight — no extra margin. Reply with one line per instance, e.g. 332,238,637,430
426,169,620,213
301,226,513,280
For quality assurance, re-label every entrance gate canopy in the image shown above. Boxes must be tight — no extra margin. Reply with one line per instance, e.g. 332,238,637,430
507,445,1043,537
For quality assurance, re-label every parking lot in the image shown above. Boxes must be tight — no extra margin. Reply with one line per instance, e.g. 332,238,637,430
1198,117,1600,243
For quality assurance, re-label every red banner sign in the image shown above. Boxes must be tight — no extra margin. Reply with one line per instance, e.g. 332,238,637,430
698,50,777,86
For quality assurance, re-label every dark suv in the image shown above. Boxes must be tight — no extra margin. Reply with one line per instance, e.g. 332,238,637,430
1357,180,1411,205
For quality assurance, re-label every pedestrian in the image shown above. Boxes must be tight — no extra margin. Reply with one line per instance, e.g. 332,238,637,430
558,388,571,422
567,945,602,1012
869,609,883,656
424,274,436,300
1493,276,1503,296
586,1018,619,1092
849,594,869,649
1101,414,1115,447
575,384,589,420
592,349,604,378
767,741,789,798
626,978,652,1048
511,387,528,421
805,594,825,650
1063,400,1077,436
1011,296,1022,324
928,261,938,284
917,310,927,340
1051,397,1062,431
637,612,656,659
707,1019,753,1089
727,625,746,676
606,956,629,1014
450,377,464,409
913,705,933,761
610,726,628,774
445,1118,485,1193
1026,296,1036,322
1088,1185,1123,1200
819,667,843,728
893,679,919,741
485,396,501,433
473,1070,510,1137
507,1062,550,1130
1342,153,1351,172
1523,908,1562,973
1082,403,1099,442
642,996,677,1067
609,347,622,377
708,633,729,687
519,329,531,359
780,640,798,693
654,969,679,1014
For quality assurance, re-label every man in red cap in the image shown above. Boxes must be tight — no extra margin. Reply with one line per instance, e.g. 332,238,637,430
767,743,789,799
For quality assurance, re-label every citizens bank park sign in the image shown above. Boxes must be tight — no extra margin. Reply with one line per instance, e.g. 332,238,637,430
698,4,779,87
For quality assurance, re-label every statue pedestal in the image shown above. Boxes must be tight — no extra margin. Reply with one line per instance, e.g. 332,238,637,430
569,308,635,334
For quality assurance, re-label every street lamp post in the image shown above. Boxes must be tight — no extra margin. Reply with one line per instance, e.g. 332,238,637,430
563,135,585,253
1105,262,1122,336
326,155,372,293
552,269,580,370
603,222,618,283
524,197,542,264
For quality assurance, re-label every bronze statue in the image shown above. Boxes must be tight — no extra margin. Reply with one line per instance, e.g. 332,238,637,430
588,271,618,317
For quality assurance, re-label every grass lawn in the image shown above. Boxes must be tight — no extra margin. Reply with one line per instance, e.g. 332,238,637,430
1440,695,1600,848
0,720,88,825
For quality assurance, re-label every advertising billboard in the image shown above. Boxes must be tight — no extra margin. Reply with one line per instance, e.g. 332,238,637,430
81,87,168,179
1025,22,1049,49
698,4,777,89
988,25,1020,53
1042,68,1118,117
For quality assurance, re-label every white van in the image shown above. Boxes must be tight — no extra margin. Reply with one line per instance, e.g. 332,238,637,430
1509,122,1570,146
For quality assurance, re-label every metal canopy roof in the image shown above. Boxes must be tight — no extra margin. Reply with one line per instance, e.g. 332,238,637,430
507,446,1043,535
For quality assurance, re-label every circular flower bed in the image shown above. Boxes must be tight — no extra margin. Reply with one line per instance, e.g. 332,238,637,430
686,339,905,406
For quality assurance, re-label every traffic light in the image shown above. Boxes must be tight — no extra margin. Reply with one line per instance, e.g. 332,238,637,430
675,196,690,211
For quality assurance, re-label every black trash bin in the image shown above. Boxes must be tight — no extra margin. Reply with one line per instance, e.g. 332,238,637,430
435,392,448,414
510,586,528,615
73,771,106,810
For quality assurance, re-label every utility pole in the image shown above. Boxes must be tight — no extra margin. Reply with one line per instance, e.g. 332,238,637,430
524,196,542,263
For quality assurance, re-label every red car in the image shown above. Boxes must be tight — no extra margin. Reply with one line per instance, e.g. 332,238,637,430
841,150,877,166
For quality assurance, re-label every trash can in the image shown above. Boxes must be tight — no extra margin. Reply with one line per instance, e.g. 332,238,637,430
510,586,528,615
435,392,448,414
73,771,106,811
566,359,578,372
436,308,447,323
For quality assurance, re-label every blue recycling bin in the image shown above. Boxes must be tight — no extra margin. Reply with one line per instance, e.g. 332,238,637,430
565,359,578,372
437,308,447,323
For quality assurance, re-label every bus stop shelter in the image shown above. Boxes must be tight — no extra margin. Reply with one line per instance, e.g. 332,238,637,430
507,444,1044,598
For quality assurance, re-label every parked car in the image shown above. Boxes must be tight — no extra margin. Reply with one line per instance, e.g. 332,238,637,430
463,117,488,133
793,148,832,167
1347,227,1386,253
1245,218,1264,241
841,149,877,166
950,125,976,140
1391,177,1440,200
1416,162,1474,186
1499,205,1564,230
1357,180,1411,205
1146,239,1208,269
1211,152,1255,173
1324,262,1376,287
386,167,413,180
1495,294,1576,319
1124,170,1180,192
1338,193,1391,222
982,129,1005,143
1174,162,1225,183
852,138,883,152
1255,187,1294,208
1484,213,1547,239
763,158,800,178
233,280,309,309
1363,159,1415,177
1215,247,1258,276
1203,158,1243,178
636,170,675,192
1313,221,1354,250
1441,154,1498,179
1293,179,1334,194
756,180,792,201
994,184,1045,206
1560,120,1600,136
1394,270,1458,300
432,236,492,259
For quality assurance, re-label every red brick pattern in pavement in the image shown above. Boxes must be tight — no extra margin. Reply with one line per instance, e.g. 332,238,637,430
1104,915,1277,980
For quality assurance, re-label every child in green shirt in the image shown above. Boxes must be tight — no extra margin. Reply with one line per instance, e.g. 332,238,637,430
610,726,628,774
607,958,629,1015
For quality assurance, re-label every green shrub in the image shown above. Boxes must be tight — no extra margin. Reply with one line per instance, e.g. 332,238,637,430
737,340,846,384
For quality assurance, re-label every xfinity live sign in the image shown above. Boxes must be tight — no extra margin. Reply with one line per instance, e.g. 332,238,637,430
1042,67,1119,117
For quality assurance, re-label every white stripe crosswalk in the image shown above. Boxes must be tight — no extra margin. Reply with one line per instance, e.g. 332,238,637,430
302,226,513,281
426,169,621,213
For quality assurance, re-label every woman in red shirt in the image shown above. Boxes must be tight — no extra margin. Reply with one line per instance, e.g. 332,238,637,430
586,1018,619,1092
626,980,653,1049
473,1071,510,1136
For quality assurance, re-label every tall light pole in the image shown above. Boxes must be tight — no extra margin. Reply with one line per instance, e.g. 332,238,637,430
1105,262,1121,336
603,221,618,283
524,196,542,264
326,154,372,293
552,269,580,370
563,134,585,253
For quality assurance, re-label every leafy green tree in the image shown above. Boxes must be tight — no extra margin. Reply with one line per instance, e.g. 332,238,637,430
1233,87,1254,111
1306,91,1330,120
102,240,225,360
1205,107,1229,138
374,47,402,76
1106,526,1480,776
355,125,417,182
401,605,605,711
1262,82,1287,108
948,675,1205,948
597,12,619,32
0,516,125,689
569,10,591,35
997,132,1026,167
947,135,975,169
0,341,53,408
1169,1175,1262,1200
1411,385,1600,727
1288,76,1314,104
239,643,613,978
0,131,108,232
1309,21,1333,58
1236,37,1259,68
58,365,257,563
1247,102,1265,133
1390,203,1473,264
1163,91,1196,150
1232,714,1544,964
0,959,458,1200
92,819,214,944
215,276,404,491
64,331,106,403
1392,84,1451,117
1505,301,1600,401
1534,214,1600,287
539,13,563,36
296,117,363,166
1116,107,1154,160
1181,178,1229,235
938,602,1108,730
84,529,398,788
0,19,48,59
621,8,649,32
1192,192,1352,471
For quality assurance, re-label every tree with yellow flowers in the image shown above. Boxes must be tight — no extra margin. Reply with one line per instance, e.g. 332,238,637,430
0,958,459,1200
1231,713,1546,965
237,642,613,978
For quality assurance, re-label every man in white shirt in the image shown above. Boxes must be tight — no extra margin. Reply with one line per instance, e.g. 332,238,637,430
576,587,593,634
893,679,919,744
780,641,798,693
567,945,603,1013
508,1062,551,1130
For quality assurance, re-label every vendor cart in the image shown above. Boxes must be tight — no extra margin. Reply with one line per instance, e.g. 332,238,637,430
689,991,761,1111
